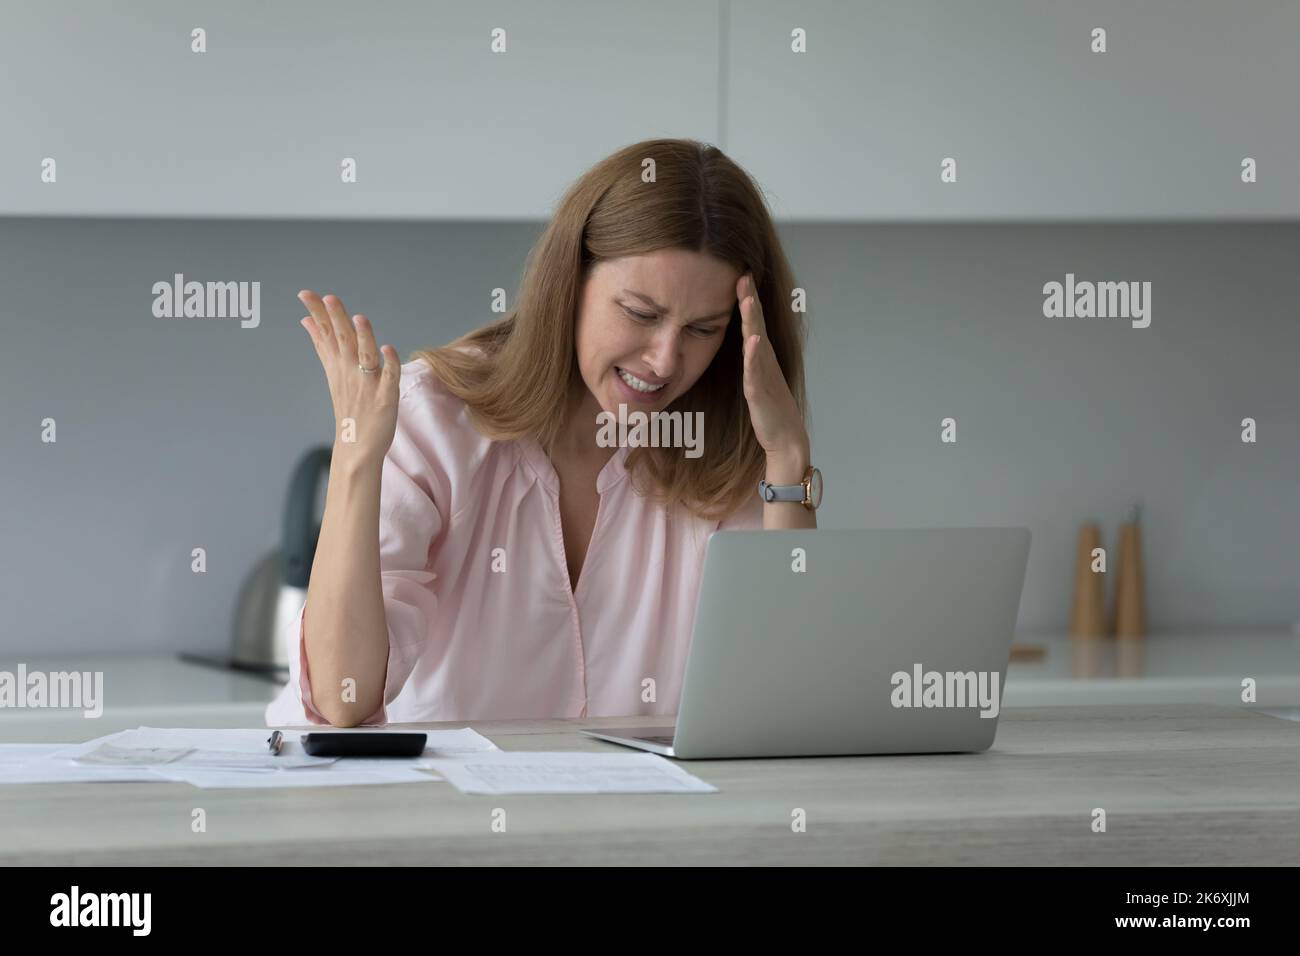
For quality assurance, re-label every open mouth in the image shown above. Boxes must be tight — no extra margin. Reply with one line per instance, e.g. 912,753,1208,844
615,366,667,395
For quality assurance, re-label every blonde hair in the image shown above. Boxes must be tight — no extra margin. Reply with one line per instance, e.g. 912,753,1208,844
412,138,809,523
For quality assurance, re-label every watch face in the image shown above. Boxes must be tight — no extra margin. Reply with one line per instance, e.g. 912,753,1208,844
808,468,822,509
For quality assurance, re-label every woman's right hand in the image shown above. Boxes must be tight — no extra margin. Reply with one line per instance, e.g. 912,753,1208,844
297,290,401,467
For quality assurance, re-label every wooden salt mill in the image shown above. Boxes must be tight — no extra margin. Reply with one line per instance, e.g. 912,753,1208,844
1112,500,1147,639
1070,521,1107,638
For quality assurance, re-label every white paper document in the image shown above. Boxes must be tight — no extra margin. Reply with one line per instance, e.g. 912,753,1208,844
0,744,167,784
3,726,502,788
1254,707,1300,723
422,751,718,794
73,743,194,766
148,766,439,789
54,728,336,771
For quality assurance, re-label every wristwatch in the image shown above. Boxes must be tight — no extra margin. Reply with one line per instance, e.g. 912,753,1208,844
758,465,822,511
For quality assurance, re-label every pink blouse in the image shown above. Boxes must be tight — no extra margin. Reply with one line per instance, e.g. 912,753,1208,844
265,359,763,727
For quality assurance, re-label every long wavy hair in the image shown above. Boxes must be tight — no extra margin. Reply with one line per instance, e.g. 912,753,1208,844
411,138,808,523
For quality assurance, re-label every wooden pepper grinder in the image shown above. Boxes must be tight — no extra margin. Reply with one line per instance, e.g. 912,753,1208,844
1069,521,1107,638
1112,500,1147,639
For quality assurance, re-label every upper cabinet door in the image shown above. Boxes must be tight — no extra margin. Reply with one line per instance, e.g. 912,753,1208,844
0,1,721,219
724,0,1300,221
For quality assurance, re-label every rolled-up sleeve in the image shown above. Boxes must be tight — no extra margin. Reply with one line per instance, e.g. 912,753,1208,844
266,370,447,727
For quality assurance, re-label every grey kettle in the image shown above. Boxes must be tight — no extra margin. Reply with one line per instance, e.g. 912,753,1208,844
229,446,333,674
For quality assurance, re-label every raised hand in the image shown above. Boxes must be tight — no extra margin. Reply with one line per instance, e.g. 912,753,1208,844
297,290,401,466
738,273,809,465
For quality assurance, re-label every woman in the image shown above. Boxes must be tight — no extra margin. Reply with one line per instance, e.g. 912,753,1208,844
266,138,822,728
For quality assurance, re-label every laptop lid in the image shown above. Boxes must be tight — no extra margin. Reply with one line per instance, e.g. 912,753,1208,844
670,527,1031,759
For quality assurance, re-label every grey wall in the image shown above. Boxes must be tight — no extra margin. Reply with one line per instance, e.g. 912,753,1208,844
2,218,1297,658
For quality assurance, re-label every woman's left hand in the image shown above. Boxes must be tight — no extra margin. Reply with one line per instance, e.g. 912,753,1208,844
738,273,809,465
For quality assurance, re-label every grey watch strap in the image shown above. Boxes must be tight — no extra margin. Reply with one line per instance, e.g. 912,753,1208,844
758,479,805,503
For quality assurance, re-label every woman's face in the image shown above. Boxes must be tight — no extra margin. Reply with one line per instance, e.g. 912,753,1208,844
574,248,740,419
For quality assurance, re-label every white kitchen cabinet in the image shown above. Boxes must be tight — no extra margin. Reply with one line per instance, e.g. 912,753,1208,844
5,1,1295,221
0,0,720,219
723,0,1300,221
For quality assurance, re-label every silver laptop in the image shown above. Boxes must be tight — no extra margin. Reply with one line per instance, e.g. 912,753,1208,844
581,527,1030,759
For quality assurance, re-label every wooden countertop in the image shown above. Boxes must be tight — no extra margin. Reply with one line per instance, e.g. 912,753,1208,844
2,704,1298,865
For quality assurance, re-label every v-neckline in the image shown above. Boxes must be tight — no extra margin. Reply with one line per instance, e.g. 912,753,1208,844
518,437,631,602
518,436,631,496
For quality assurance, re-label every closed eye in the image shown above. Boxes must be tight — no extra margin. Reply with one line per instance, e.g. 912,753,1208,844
623,307,723,337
